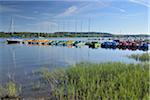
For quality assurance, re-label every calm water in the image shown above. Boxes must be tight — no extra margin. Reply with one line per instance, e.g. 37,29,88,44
0,38,147,96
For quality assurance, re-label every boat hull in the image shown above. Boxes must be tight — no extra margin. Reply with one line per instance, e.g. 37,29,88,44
7,39,22,44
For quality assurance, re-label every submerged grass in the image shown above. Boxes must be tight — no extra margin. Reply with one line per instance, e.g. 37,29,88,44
39,62,149,100
128,53,150,62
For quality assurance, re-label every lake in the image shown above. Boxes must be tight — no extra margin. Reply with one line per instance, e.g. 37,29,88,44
0,38,146,96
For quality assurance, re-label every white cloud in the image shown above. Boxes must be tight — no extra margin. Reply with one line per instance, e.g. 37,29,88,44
113,7,126,13
75,1,126,15
28,21,58,28
40,21,57,27
129,0,150,7
119,9,126,12
96,1,126,13
0,5,20,13
96,0,111,7
56,1,126,18
56,1,109,18
57,6,78,17
14,14,35,20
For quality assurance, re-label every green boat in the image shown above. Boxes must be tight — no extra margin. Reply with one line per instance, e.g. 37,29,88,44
88,42,100,48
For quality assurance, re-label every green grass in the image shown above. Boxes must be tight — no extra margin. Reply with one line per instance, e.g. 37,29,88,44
0,85,6,97
0,81,21,98
6,81,18,97
128,53,150,62
39,62,149,100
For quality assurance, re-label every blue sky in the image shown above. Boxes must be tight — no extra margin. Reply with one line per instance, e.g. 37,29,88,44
0,0,149,34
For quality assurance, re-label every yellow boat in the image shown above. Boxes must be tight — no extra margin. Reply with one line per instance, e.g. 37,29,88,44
66,40,75,45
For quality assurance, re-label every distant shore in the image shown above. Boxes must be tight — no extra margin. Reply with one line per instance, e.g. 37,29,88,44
0,32,149,38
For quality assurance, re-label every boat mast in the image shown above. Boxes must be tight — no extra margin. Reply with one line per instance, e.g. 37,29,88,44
75,18,77,34
88,17,91,61
57,20,59,33
8,17,15,34
80,20,83,37
88,17,91,38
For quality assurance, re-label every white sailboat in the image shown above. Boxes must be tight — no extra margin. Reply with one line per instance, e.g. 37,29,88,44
7,17,23,44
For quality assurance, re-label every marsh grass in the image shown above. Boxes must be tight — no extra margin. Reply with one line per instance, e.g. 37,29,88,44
0,85,6,97
0,81,21,99
39,62,149,100
128,53,150,62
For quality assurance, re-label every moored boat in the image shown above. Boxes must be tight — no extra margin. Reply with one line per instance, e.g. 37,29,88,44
88,42,100,48
7,38,23,44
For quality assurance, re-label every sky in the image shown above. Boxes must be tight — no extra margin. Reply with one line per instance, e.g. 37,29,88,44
0,0,149,34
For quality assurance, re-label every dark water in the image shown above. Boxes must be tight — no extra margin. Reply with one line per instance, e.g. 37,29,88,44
0,38,146,96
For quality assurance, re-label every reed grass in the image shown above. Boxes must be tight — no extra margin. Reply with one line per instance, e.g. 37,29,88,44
128,53,150,62
39,62,149,100
0,81,21,99
6,81,18,97
0,85,6,97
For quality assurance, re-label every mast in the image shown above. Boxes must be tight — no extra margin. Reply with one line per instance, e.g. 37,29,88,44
80,20,82,37
8,17,15,34
57,20,59,33
87,17,91,61
88,17,91,38
75,18,77,34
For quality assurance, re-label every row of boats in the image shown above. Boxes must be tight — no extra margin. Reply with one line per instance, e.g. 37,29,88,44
7,38,149,51
101,40,149,51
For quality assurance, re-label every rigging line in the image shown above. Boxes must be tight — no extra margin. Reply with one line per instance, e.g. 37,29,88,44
68,20,70,33
8,17,14,34
80,20,83,60
88,17,91,61
63,20,65,32
81,20,83,34
48,23,50,34
75,18,78,63
57,20,59,33
75,18,77,34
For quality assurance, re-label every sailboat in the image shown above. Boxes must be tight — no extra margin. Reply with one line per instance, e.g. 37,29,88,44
7,17,23,44
7,38,23,44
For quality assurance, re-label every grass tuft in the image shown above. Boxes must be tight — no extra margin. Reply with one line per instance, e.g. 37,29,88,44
128,53,150,62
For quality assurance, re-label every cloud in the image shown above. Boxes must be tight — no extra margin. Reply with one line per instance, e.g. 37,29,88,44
118,8,126,12
111,7,126,13
56,6,78,17
74,1,125,15
14,14,35,20
56,1,109,18
96,1,126,13
56,1,125,18
0,5,20,13
28,21,58,28
129,0,150,7
40,21,58,27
